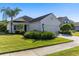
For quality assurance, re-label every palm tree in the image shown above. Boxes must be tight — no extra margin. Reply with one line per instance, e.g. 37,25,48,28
1,7,8,21
1,7,21,33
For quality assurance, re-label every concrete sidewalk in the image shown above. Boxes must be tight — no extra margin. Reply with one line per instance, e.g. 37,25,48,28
1,35,79,56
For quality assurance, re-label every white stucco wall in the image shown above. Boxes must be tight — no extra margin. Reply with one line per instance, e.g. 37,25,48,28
7,22,28,33
28,21,41,31
75,26,79,31
40,14,60,33
29,14,60,33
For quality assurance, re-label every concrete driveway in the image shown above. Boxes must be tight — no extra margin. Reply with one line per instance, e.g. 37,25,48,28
1,34,79,56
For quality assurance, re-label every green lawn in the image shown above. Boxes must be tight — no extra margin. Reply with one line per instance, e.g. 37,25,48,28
72,32,79,36
48,46,79,56
0,34,72,54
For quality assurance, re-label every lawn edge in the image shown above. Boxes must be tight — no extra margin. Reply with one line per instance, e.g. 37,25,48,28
0,40,73,55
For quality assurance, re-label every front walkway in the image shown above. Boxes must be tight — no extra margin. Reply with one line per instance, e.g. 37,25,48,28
1,34,79,56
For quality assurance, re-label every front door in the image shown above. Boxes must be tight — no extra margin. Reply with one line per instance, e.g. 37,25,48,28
24,25,27,32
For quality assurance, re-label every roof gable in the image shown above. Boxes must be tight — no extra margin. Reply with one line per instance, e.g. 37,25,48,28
13,16,33,22
57,16,69,22
30,13,52,22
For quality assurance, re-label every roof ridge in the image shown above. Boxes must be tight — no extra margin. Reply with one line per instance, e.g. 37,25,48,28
19,15,33,19
30,13,52,22
35,13,52,19
13,15,33,22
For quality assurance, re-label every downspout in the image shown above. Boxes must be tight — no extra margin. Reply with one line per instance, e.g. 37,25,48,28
42,24,44,32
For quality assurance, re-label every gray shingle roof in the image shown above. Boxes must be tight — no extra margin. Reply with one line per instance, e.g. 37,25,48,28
13,16,33,22
29,13,52,22
57,16,69,22
57,16,74,24
13,13,54,23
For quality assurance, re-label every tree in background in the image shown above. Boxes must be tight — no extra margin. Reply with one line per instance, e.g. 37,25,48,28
60,24,73,35
1,7,21,33
1,7,8,21
60,24,72,32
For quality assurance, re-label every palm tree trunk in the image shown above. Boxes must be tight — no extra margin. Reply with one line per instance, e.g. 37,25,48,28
11,17,13,33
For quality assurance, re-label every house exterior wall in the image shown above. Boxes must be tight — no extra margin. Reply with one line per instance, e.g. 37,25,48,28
28,14,60,33
28,21,42,31
40,14,60,33
7,22,28,33
75,26,79,31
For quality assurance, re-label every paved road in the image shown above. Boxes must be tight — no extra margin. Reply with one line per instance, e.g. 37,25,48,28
1,35,79,56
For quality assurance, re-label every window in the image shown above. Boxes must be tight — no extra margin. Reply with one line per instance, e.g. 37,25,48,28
14,24,24,31
14,25,16,30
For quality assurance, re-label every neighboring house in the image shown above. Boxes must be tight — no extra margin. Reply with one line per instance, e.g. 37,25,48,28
7,13,61,33
57,16,73,26
74,22,79,31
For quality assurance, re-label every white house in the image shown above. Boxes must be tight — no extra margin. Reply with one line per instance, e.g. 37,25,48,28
7,13,61,33
7,16,33,33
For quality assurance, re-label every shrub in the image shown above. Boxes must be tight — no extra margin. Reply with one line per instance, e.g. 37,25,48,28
24,31,34,38
41,32,55,39
24,31,56,40
5,30,9,34
33,31,41,39
0,22,7,32
60,24,72,31
15,30,25,35
60,24,73,35
24,31,41,39
60,31,72,35
70,23,75,30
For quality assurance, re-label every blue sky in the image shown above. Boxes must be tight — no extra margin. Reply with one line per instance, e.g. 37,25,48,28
0,3,79,22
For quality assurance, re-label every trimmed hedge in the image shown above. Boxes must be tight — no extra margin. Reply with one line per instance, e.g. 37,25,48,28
41,32,54,39
24,31,56,40
24,31,40,39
